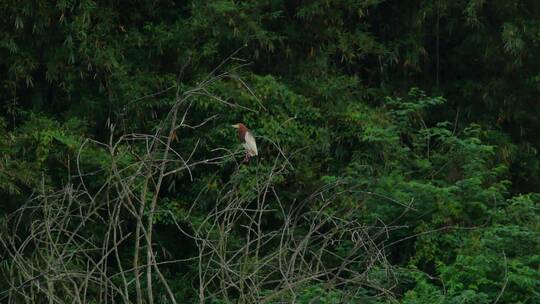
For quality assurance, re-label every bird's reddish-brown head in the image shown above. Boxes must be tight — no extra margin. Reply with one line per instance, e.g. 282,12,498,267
231,123,248,141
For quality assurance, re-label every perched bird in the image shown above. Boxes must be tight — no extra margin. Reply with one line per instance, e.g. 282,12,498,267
232,123,258,162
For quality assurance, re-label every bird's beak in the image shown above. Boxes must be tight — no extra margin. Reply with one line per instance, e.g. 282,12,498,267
231,124,239,128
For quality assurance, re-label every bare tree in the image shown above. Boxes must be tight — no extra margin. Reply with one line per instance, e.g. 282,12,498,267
0,62,404,303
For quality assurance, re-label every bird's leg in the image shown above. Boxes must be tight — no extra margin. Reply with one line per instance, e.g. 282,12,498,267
243,152,251,163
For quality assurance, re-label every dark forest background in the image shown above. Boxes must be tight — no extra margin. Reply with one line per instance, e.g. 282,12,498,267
1,1,539,303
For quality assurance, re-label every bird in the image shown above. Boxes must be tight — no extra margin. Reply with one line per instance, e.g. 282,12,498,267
232,123,258,162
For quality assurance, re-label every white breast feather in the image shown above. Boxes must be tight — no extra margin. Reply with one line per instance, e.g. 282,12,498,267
243,131,258,156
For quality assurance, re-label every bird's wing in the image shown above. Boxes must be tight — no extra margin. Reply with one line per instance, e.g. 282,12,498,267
243,131,258,156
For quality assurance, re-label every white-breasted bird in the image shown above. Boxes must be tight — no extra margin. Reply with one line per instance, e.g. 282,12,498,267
232,123,258,162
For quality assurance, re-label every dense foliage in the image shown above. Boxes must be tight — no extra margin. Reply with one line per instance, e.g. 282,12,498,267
1,1,539,303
